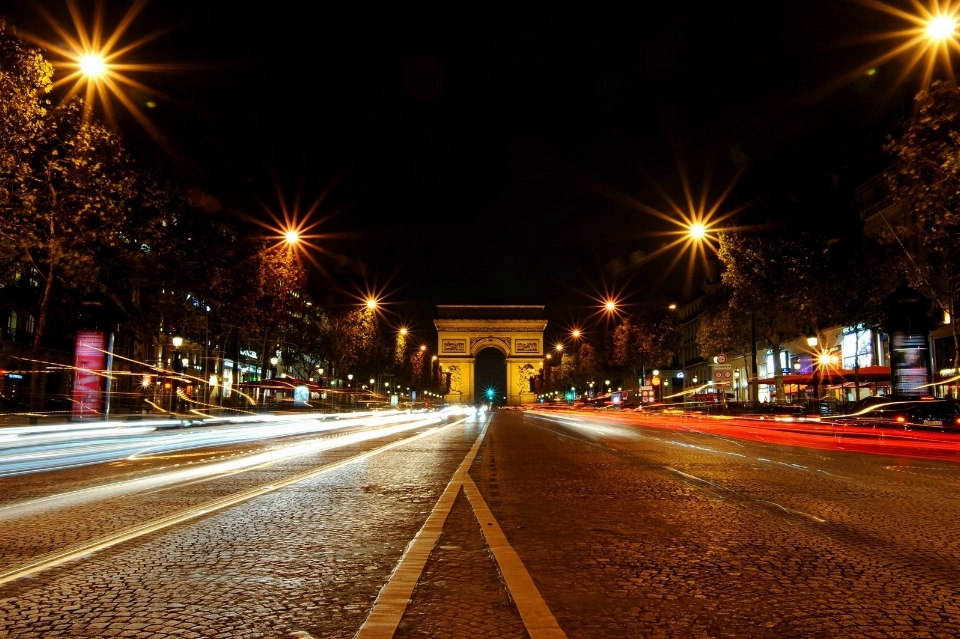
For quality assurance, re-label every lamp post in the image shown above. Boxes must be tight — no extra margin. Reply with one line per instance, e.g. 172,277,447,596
808,336,820,413
792,360,801,403
170,336,184,414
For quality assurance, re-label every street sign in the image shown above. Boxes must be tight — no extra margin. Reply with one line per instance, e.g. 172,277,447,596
716,352,728,364
640,385,654,403
713,364,733,388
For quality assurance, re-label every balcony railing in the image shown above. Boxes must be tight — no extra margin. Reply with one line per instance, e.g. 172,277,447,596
859,196,896,222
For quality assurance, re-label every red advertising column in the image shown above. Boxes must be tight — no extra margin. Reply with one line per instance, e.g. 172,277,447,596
72,330,106,419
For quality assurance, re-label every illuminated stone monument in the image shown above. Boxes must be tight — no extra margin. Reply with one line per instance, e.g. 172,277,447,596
434,305,547,406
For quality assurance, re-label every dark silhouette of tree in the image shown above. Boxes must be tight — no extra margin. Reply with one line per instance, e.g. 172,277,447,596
884,80,960,370
0,22,139,406
718,153,866,403
611,310,679,385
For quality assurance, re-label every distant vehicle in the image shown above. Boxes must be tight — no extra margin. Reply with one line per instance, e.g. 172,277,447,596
690,392,734,404
835,395,960,430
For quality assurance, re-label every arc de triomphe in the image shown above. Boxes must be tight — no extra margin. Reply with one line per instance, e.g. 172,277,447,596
434,305,547,406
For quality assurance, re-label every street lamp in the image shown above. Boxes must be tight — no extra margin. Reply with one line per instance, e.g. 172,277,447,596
78,54,107,79
604,300,616,312
927,15,957,40
366,298,378,310
284,229,300,245
169,336,185,413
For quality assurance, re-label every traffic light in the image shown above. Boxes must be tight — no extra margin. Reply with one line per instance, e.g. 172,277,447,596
486,388,494,400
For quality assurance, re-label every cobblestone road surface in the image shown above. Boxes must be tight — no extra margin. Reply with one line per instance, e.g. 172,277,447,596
476,410,960,638
0,416,485,638
0,409,958,638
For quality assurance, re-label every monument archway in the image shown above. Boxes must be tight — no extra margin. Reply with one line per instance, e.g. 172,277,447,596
434,305,547,406
474,347,507,405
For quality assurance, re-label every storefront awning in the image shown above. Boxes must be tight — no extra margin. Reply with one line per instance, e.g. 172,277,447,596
236,377,322,392
758,366,891,386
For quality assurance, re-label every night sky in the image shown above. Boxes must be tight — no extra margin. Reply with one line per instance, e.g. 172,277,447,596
5,0,918,338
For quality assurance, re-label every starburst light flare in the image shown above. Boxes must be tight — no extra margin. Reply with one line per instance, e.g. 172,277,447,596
25,0,174,135
854,0,960,88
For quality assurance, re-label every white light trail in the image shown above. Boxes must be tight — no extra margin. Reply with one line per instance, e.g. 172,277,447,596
0,411,433,477
0,414,442,521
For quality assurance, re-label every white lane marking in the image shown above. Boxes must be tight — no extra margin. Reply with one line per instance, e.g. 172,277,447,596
354,419,489,639
754,499,826,523
665,467,826,523
0,420,467,587
463,474,568,639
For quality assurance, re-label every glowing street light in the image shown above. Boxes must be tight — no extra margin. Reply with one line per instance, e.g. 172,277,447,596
284,229,300,245
927,15,957,41
366,298,378,310
400,328,408,336
604,300,616,312
688,223,707,240
555,343,564,352
857,2,960,90
78,53,106,78
571,329,581,339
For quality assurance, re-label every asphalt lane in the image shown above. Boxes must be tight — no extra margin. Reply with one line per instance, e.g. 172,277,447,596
469,409,960,638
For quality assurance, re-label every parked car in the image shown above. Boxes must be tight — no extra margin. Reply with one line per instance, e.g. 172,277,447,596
835,395,960,430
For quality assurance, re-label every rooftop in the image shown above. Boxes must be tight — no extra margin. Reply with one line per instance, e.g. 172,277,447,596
436,305,545,320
